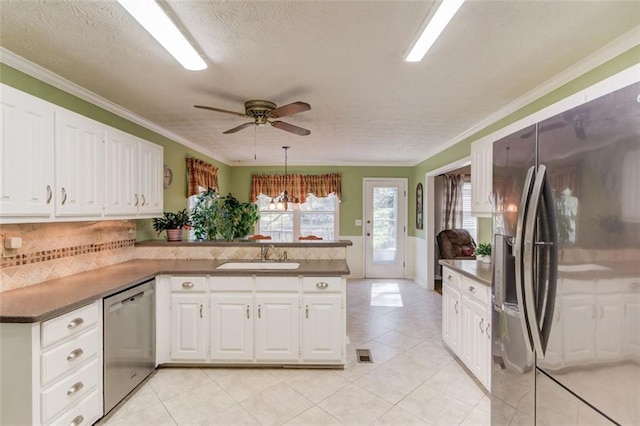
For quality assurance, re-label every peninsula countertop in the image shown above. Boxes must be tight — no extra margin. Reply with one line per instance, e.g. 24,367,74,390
0,259,350,323
439,259,492,286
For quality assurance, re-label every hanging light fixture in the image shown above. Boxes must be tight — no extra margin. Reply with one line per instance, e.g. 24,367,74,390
269,146,293,211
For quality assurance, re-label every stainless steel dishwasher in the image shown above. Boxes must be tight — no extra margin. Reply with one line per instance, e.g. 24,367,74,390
103,279,155,414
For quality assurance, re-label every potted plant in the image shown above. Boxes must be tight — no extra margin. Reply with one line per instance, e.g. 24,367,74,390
152,209,191,242
190,190,259,240
474,243,492,263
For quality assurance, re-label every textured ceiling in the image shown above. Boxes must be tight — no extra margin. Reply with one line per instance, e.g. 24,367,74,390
1,0,639,166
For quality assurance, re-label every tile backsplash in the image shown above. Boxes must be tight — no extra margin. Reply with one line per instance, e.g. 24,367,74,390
0,221,136,292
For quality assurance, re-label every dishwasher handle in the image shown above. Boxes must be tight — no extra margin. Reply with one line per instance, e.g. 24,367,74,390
108,288,154,313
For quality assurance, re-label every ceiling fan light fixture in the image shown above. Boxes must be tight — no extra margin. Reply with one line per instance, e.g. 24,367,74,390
405,0,465,62
117,0,207,71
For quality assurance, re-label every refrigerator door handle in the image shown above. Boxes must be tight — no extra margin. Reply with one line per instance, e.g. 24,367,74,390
523,164,558,359
514,165,536,353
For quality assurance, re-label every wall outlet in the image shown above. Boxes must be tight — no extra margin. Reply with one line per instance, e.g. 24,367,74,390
2,235,20,258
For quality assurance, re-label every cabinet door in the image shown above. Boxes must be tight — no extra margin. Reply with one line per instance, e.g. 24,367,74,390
561,294,596,364
470,138,493,216
622,279,640,358
595,293,623,361
210,294,253,361
55,108,104,217
104,129,137,216
442,283,461,354
138,141,163,215
170,294,207,361
255,294,300,362
0,84,54,218
302,294,343,362
540,303,564,370
461,295,488,384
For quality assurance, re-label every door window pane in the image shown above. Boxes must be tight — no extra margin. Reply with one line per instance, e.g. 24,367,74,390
373,187,398,263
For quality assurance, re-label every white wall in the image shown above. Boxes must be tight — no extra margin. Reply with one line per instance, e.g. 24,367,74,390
410,236,427,288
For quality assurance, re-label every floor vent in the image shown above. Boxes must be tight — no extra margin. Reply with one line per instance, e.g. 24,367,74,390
356,348,373,363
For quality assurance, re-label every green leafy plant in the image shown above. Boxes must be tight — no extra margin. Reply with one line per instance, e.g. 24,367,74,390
152,209,191,234
190,190,259,240
474,243,492,257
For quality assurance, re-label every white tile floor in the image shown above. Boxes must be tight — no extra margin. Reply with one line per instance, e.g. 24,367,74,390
102,278,489,425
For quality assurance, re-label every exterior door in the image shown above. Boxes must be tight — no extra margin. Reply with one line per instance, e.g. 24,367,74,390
364,179,407,278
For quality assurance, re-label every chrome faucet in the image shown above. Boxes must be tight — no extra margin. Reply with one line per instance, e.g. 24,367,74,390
261,244,275,261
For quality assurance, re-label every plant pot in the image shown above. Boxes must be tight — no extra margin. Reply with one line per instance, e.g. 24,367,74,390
166,229,183,242
477,255,491,264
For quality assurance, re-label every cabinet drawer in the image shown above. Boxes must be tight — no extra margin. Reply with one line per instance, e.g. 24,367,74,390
45,388,102,426
461,277,489,304
41,327,100,387
302,277,342,293
171,276,207,292
442,267,461,290
255,276,299,291
41,302,100,348
210,276,253,291
41,359,100,423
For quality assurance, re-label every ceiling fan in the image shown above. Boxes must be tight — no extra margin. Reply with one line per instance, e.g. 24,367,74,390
194,100,311,136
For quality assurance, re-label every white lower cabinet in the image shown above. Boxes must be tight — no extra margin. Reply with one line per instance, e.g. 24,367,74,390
0,301,103,426
441,266,491,389
162,275,346,366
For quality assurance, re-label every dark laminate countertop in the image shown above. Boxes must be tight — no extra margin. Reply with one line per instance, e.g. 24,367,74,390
439,259,492,286
0,259,350,323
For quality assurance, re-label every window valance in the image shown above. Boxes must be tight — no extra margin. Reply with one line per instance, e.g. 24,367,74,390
186,157,219,196
250,173,342,203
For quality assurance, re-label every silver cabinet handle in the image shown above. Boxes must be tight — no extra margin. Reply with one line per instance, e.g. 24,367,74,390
468,286,476,293
61,187,67,205
246,305,250,319
316,282,329,290
199,304,203,319
67,318,84,329
479,318,484,333
258,305,262,319
69,415,84,426
66,348,84,361
592,305,597,319
454,300,458,314
67,381,84,397
141,194,146,206
486,322,491,338
46,185,52,204
447,275,453,281
600,306,604,318
182,282,194,289
306,305,309,319
135,193,139,207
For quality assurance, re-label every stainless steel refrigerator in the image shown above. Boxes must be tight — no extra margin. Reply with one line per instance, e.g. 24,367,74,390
491,81,640,425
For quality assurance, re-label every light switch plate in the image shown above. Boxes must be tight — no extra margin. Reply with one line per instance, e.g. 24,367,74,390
355,219,362,226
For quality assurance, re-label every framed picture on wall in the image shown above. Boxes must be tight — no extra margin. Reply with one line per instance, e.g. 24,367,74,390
416,182,423,230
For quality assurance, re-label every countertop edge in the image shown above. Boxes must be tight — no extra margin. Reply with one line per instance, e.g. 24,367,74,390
439,259,492,286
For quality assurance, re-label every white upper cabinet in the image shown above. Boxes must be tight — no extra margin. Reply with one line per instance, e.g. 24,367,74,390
0,85,55,218
471,138,493,216
55,108,105,217
138,140,163,216
0,83,163,223
104,128,138,216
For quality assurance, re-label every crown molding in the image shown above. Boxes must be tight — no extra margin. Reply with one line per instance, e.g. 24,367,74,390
0,47,230,166
415,27,640,166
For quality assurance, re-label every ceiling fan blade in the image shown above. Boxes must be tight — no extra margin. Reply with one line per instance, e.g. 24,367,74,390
194,105,248,118
268,102,311,118
520,122,566,139
223,122,255,134
271,121,311,136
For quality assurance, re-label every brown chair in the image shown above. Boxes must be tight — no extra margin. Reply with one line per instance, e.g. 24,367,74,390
298,235,323,240
436,229,476,260
249,234,272,240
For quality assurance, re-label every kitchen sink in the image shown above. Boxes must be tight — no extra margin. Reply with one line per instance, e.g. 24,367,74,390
217,261,300,270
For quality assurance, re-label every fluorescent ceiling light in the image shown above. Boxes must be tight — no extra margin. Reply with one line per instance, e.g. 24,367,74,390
405,0,465,62
117,0,207,71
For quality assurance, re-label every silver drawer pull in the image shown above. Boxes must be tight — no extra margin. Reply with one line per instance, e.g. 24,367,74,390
67,318,84,329
66,348,84,361
447,275,453,280
67,381,84,397
629,282,640,289
182,282,194,289
316,282,329,289
69,415,84,426
468,286,476,293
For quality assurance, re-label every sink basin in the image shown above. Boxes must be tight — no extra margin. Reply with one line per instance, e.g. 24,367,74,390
217,262,300,270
